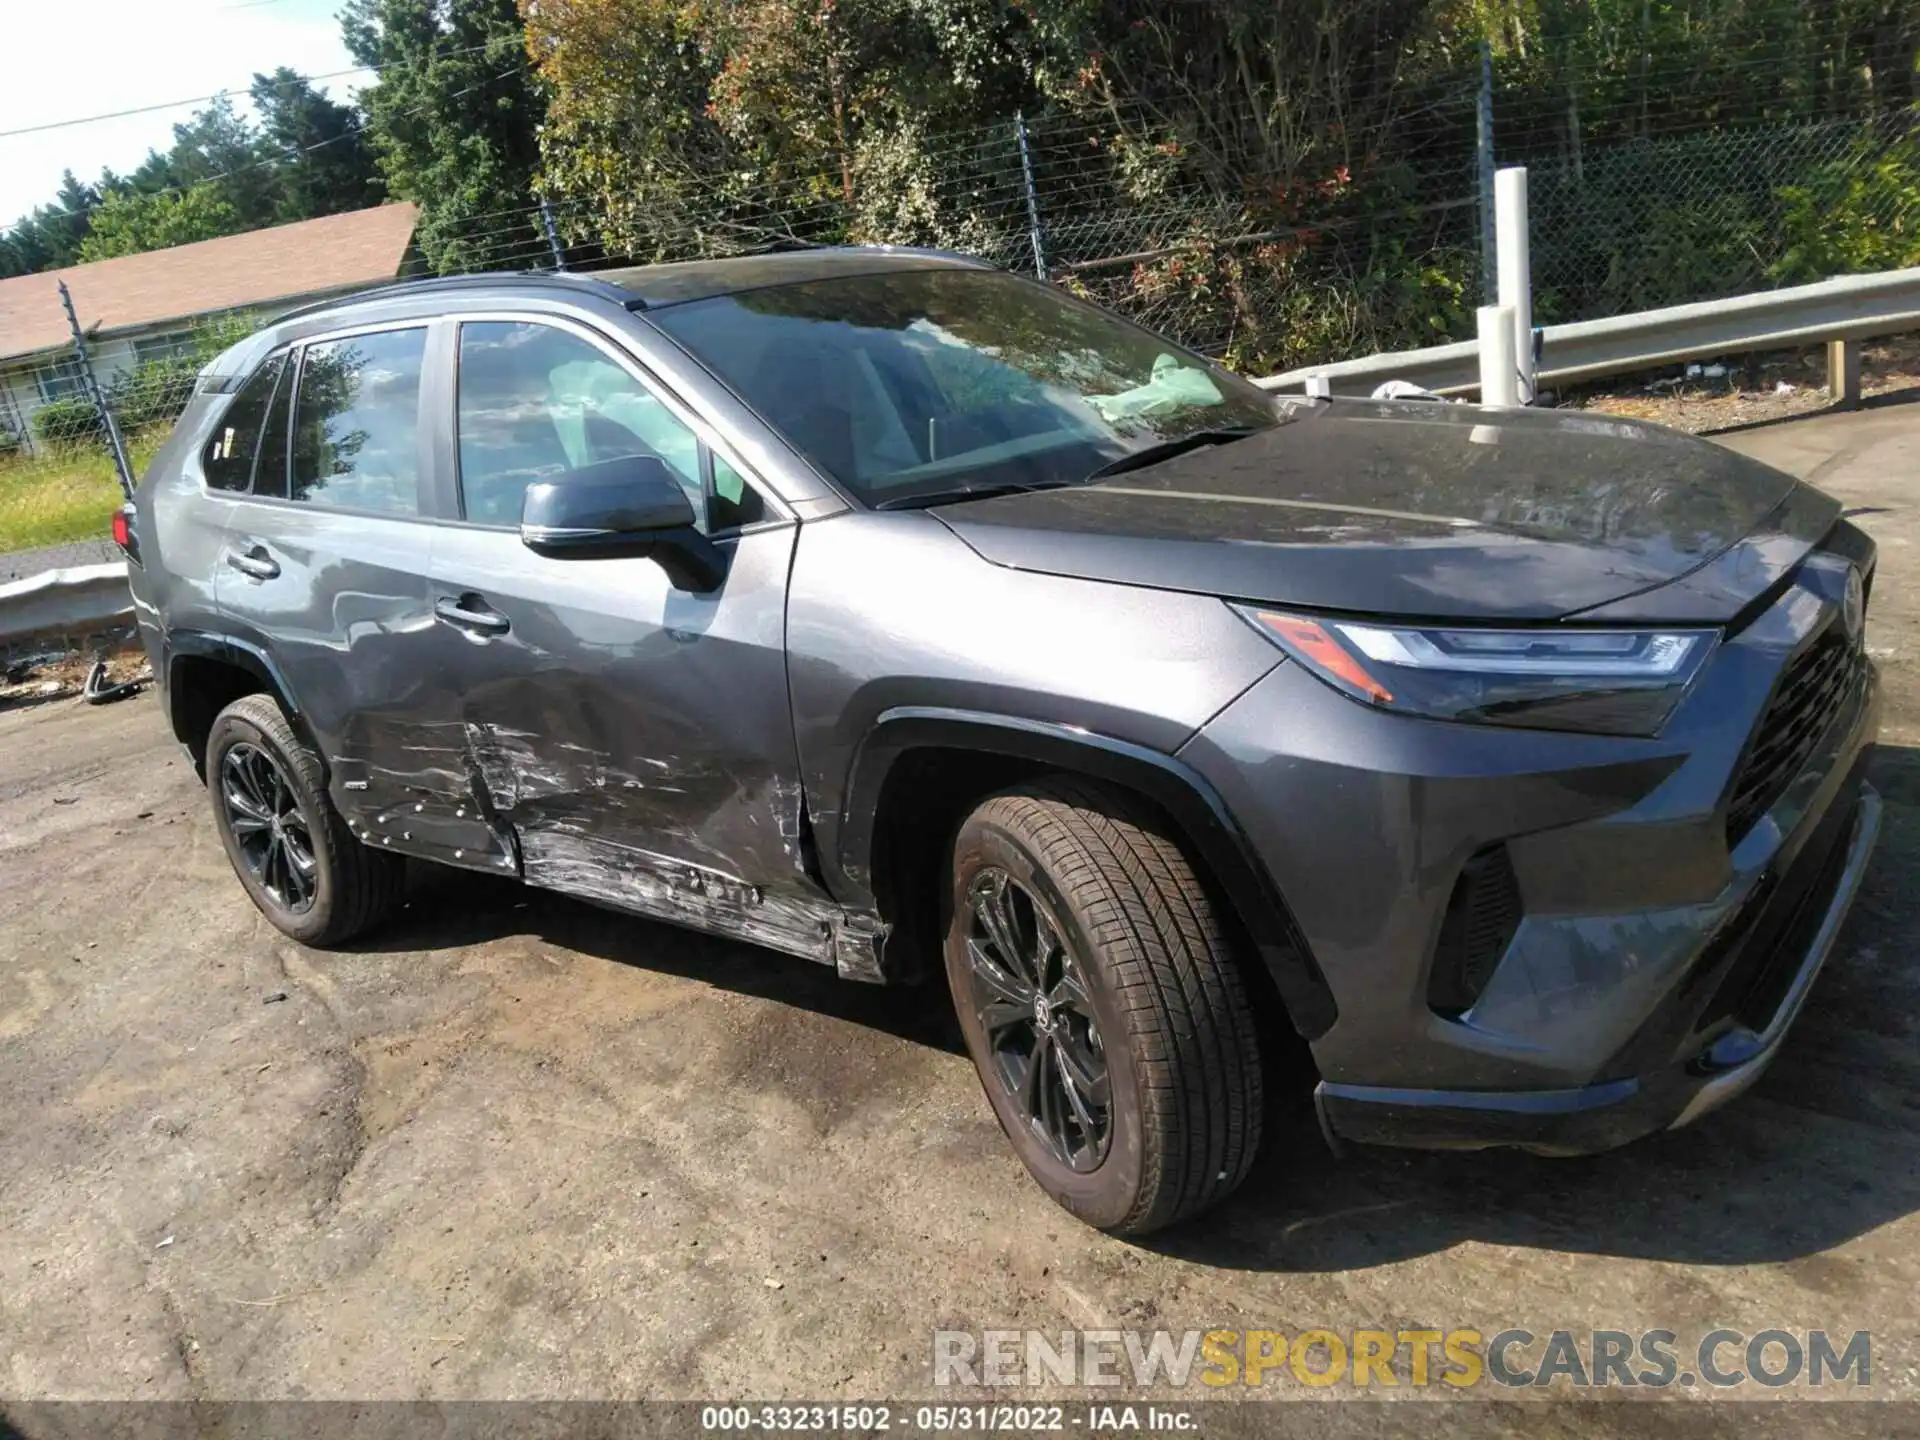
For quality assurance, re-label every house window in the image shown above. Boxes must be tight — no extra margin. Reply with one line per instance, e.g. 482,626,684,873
132,334,191,366
34,366,84,403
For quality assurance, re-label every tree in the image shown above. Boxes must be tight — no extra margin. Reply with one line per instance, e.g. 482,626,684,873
1,172,102,275
343,0,547,273
164,96,282,229
527,0,1036,260
77,183,242,262
250,68,383,221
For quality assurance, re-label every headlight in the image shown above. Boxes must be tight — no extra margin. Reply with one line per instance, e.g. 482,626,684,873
1233,605,1715,736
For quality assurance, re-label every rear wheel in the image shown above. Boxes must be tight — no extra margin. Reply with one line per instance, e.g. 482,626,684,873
206,693,404,945
944,778,1263,1235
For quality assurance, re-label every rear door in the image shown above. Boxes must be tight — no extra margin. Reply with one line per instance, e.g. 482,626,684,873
417,315,829,947
213,320,445,836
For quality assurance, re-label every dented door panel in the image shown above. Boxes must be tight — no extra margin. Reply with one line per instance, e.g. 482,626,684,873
412,520,839,955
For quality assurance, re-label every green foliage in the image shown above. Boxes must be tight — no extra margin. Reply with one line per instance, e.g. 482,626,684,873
343,0,547,274
251,69,385,223
0,428,169,555
105,313,259,434
30,395,105,450
78,183,242,263
1773,137,1920,284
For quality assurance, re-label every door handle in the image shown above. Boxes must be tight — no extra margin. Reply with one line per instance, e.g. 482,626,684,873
434,593,512,637
224,545,280,581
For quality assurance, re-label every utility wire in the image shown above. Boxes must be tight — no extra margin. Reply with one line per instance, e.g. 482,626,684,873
0,42,502,141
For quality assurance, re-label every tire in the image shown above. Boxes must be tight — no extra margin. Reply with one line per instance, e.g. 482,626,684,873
205,693,405,946
943,777,1263,1235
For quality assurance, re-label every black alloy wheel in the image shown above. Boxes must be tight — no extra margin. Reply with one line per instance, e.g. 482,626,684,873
963,866,1113,1172
219,740,318,913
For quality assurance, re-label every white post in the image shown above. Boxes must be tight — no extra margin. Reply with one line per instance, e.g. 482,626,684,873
1478,304,1519,407
1495,166,1534,404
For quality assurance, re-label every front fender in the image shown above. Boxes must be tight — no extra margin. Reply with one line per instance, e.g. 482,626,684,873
835,707,1337,1040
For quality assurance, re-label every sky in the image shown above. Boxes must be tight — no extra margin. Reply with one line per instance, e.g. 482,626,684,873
0,0,359,230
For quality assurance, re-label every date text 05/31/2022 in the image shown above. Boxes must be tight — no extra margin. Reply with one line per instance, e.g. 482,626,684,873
700,1404,1195,1431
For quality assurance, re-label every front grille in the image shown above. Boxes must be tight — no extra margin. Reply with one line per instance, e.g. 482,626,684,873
1428,844,1523,1016
1725,625,1862,845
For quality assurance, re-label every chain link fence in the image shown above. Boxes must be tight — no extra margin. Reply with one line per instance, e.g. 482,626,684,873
5,80,1920,560
1527,108,1920,326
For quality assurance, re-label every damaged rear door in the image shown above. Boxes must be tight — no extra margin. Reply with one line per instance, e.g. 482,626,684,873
414,315,843,962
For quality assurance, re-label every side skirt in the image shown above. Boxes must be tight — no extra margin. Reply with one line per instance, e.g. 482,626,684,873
517,824,890,982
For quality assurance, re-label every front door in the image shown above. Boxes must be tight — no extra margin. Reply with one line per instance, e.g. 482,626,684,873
420,316,835,958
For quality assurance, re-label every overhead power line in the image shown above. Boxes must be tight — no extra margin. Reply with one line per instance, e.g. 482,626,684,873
0,42,501,142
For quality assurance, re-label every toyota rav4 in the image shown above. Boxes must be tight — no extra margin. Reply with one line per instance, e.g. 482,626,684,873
122,248,1881,1235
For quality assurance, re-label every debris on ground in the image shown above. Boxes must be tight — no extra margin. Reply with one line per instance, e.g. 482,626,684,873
0,647,149,708
1564,331,1920,432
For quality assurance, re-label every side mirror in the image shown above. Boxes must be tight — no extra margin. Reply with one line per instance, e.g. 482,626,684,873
520,454,725,591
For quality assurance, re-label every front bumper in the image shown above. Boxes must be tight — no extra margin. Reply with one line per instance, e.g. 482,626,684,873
1180,544,1882,1154
1316,776,1879,1153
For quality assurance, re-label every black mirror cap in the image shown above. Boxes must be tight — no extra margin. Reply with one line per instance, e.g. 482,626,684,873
521,454,694,547
519,454,724,590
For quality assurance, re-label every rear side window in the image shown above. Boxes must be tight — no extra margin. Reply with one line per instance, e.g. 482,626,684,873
287,327,427,514
201,353,286,492
253,353,294,499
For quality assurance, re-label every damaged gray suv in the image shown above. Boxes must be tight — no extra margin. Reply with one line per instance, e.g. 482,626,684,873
123,248,1881,1235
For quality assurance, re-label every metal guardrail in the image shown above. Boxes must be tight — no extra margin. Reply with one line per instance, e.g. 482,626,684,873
0,561,133,654
1256,266,1920,398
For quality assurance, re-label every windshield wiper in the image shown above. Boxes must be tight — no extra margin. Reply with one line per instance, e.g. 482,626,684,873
874,480,1070,512
1082,427,1264,482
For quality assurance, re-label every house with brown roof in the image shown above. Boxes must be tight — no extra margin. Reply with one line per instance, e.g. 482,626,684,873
0,202,418,448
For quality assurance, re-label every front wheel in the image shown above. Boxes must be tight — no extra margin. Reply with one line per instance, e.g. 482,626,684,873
205,693,404,946
944,778,1263,1235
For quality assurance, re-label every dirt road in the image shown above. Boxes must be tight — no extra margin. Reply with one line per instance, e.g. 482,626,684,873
3,403,1919,1420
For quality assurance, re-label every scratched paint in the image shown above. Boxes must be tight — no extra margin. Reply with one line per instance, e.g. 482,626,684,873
518,823,861,967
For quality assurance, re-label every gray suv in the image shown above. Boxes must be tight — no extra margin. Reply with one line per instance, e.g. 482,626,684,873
123,248,1881,1235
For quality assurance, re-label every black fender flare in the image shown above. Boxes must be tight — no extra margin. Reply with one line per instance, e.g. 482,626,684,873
836,706,1336,1039
163,629,303,738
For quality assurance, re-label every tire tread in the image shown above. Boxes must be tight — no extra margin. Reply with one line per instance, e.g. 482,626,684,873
213,693,405,945
967,778,1263,1233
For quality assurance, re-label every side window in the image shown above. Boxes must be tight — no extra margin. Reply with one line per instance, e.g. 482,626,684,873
202,353,285,492
287,327,427,514
457,320,764,531
253,350,294,499
710,453,767,530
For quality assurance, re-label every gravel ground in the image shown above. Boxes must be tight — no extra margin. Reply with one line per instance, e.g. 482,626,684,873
1,405,1918,1429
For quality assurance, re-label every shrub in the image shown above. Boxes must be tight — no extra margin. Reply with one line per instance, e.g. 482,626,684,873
30,394,105,450
107,353,203,432
1772,135,1920,284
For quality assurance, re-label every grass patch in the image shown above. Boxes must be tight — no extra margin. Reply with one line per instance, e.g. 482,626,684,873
0,431,168,555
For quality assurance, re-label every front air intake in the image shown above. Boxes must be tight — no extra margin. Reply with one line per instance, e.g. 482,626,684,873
1427,844,1523,1017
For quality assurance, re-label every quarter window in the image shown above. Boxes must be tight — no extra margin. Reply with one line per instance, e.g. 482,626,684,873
287,327,427,514
202,352,286,493
457,320,761,531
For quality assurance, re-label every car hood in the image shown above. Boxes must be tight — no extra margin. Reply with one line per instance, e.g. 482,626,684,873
932,400,1841,623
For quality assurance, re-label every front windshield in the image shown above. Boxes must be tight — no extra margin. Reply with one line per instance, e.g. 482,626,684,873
649,267,1280,507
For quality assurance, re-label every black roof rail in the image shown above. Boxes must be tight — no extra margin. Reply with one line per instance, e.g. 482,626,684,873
274,269,642,325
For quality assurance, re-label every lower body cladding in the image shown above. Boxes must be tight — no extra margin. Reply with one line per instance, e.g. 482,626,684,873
1181,601,1882,1156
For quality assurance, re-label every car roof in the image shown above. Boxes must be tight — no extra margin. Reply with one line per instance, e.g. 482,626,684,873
594,246,993,306
294,245,988,320
196,245,994,389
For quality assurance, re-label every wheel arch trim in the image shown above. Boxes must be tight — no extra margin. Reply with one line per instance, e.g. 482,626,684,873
164,630,303,740
837,706,1337,1039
